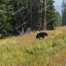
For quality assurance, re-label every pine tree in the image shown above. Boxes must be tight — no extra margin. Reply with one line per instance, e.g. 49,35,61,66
46,0,56,29
0,0,61,37
0,0,13,36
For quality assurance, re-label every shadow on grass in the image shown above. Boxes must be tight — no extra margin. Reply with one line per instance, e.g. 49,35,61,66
0,34,21,40
0,36,9,39
0,35,14,40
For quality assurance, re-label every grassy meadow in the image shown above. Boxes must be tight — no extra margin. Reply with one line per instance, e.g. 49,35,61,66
0,26,66,66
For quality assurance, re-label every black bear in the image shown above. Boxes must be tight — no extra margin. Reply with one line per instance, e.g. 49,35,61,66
36,32,48,39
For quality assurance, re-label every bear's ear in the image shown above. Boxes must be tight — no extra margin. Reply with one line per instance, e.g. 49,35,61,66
47,34,48,36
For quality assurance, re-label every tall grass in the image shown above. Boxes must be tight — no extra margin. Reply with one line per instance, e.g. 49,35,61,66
0,26,66,66
0,38,66,66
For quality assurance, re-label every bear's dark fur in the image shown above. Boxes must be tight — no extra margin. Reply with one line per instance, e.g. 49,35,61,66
36,32,48,39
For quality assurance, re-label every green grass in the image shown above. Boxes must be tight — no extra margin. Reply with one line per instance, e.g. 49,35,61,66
0,26,66,66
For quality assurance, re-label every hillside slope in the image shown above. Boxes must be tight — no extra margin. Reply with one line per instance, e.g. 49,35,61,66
0,26,66,66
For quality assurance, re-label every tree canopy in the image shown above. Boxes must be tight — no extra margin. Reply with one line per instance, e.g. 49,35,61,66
0,0,62,36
